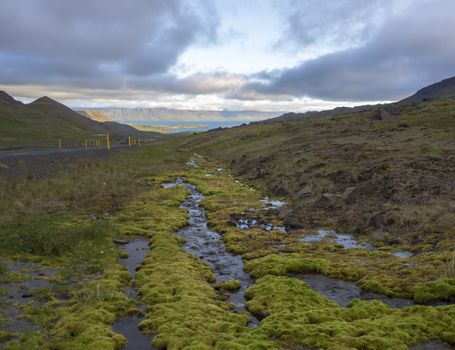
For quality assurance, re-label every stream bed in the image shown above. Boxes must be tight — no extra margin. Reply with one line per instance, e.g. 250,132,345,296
294,273,415,308
163,177,259,326
112,238,154,350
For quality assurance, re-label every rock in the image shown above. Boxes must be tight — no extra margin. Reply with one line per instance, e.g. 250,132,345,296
278,208,293,220
268,181,289,196
284,215,304,229
113,239,129,245
321,192,334,200
368,212,386,228
297,185,313,198
372,108,393,121
372,230,387,240
341,186,356,201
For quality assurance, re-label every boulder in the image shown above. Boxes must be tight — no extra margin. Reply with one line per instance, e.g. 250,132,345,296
341,186,356,201
372,108,393,121
297,185,313,198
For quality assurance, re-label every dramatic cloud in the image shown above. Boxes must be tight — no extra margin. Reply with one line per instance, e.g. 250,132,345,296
245,0,455,101
275,0,410,53
0,0,219,92
0,0,454,110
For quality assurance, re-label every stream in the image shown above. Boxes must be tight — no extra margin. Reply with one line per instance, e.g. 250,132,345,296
112,238,154,350
163,177,259,326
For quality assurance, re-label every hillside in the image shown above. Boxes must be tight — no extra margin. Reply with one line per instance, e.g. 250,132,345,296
400,76,455,104
79,110,112,122
179,97,455,245
262,76,455,124
0,92,160,148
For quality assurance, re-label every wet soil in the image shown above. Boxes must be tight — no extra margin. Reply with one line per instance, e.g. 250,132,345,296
0,261,58,340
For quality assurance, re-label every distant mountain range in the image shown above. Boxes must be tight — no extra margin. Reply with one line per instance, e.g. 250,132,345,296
77,107,282,123
1,75,454,148
0,92,159,148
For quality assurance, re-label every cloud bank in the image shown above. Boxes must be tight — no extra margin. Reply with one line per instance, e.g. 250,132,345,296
0,0,454,109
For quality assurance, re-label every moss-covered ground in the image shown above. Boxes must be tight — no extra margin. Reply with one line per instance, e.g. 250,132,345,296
0,141,453,349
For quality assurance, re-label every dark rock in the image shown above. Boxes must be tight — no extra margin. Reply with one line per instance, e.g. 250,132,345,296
372,108,393,121
268,181,289,196
278,208,293,220
341,186,356,201
368,212,386,228
113,239,129,245
321,192,334,200
372,230,387,240
284,215,304,229
297,185,313,198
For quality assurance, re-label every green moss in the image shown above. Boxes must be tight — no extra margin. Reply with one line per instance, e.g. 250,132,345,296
118,182,277,349
244,253,330,278
414,278,455,303
246,275,455,349
215,280,241,291
119,251,129,259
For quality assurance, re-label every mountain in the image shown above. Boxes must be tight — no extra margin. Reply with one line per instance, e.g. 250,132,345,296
260,76,455,124
399,76,455,104
256,104,380,124
0,92,159,148
0,91,23,105
78,107,281,123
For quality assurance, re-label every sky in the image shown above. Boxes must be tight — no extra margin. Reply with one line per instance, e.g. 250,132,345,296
0,0,454,114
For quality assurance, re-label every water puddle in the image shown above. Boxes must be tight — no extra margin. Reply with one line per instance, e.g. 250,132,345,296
112,238,154,350
300,230,414,258
186,158,199,168
300,229,374,250
164,177,259,326
393,251,414,258
236,218,287,233
409,341,455,349
294,274,415,308
261,197,286,209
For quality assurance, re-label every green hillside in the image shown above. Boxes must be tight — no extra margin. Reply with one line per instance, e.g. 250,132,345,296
0,92,159,148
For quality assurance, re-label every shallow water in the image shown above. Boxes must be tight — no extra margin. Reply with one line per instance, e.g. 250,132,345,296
0,261,57,335
393,251,414,258
113,239,154,349
300,229,373,250
166,177,259,326
186,158,199,168
236,218,286,233
409,341,455,349
301,230,414,258
261,197,286,209
295,273,415,308
119,238,150,277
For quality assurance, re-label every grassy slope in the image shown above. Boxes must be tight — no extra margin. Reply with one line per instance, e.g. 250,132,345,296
0,101,99,147
0,96,159,148
179,98,455,246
